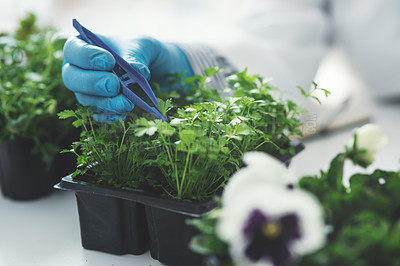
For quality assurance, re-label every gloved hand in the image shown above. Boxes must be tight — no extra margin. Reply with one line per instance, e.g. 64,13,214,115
62,35,194,122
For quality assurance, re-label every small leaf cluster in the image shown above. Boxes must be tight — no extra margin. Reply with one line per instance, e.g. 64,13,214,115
297,158,400,265
59,108,154,189
61,68,309,201
187,203,233,266
133,102,237,201
0,13,75,167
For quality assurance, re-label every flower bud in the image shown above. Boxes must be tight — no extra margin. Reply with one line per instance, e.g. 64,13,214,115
351,124,387,166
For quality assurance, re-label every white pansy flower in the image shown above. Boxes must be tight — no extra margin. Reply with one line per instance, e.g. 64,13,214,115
222,152,295,207
350,123,387,165
217,185,325,266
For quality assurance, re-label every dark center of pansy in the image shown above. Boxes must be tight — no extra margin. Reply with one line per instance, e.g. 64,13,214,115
262,221,281,239
242,209,302,265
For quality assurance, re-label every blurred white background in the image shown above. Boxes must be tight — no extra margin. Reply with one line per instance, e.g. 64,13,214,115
0,0,244,40
0,0,373,116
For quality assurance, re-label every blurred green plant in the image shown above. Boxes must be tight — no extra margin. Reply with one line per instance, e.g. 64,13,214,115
296,126,399,266
0,13,75,168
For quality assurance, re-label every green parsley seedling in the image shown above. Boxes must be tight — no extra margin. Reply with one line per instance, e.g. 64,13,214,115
60,69,325,201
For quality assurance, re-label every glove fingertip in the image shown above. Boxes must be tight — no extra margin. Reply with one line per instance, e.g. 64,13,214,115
118,95,135,113
95,74,120,96
91,52,116,71
125,98,135,113
93,113,128,124
92,113,108,123
130,62,151,79
64,36,115,71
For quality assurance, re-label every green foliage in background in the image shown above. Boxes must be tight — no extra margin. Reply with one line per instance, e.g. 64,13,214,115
297,157,400,266
0,13,75,167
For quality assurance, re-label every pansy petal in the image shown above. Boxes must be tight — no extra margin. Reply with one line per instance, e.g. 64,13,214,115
222,152,294,206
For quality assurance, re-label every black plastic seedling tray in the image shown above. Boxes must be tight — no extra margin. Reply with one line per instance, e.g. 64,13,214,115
75,191,149,255
0,139,76,200
145,205,208,266
56,175,217,264
57,175,216,215
279,139,305,165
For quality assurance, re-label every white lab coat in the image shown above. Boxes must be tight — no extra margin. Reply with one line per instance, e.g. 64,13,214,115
207,0,400,98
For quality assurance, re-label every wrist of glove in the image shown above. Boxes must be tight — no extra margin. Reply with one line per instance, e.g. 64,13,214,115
62,35,194,122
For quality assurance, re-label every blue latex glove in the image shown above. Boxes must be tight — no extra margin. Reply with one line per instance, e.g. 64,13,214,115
62,35,194,122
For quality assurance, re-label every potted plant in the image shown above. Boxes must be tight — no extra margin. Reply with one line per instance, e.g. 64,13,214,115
189,124,400,266
0,13,76,200
56,69,321,265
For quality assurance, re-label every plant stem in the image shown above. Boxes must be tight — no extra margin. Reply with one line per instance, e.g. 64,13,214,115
179,149,191,199
88,114,97,143
119,125,128,153
182,152,195,197
160,133,179,192
327,153,347,192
